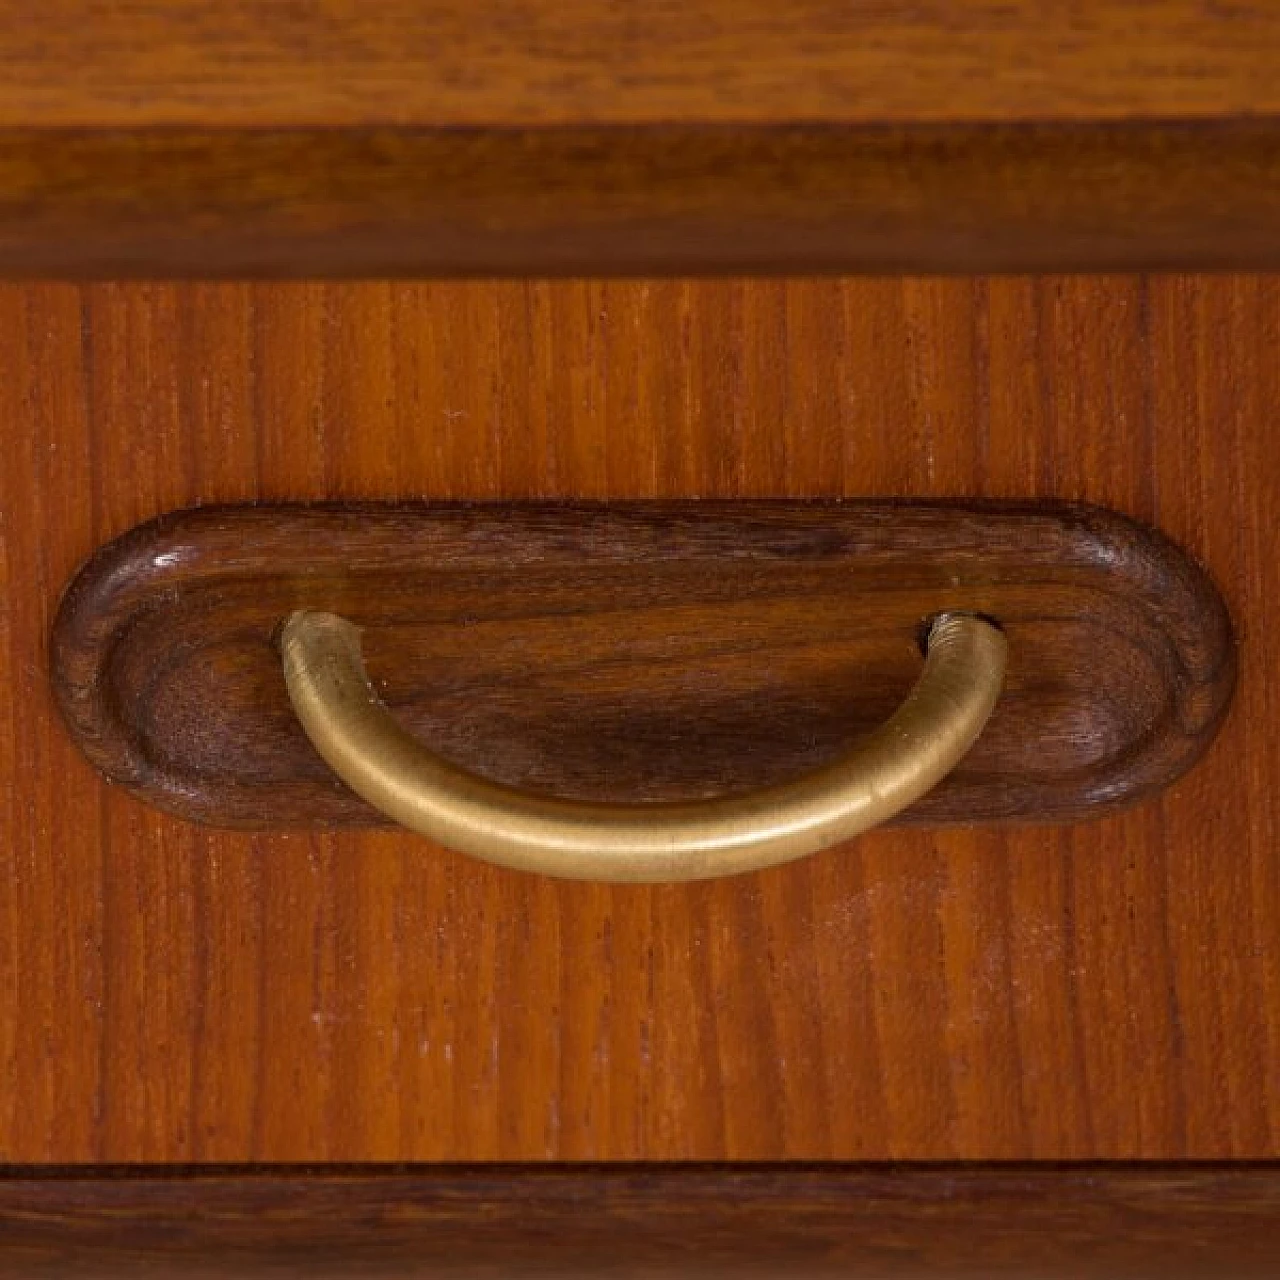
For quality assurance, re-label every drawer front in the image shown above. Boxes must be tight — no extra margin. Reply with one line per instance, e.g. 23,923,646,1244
0,277,1275,1162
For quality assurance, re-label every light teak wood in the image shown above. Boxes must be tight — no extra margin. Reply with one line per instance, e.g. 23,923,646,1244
2,0,1277,126
1,277,1278,1162
51,501,1233,834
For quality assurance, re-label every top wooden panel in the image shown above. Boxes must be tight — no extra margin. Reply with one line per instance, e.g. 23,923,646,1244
0,0,1277,128
0,2,1279,274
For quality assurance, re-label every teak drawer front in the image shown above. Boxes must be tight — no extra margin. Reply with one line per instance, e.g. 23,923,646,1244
1,276,1278,1163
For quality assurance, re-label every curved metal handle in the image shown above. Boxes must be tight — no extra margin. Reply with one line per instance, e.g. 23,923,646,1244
280,610,1006,882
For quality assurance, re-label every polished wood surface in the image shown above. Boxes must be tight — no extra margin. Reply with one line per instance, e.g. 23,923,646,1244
1,277,1278,1162
52,501,1233,832
1,2,1279,274
1,1165,1279,1278
5,123,1280,276
2,1,1277,126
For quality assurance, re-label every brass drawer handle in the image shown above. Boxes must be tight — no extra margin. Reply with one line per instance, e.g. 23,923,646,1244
280,610,1006,882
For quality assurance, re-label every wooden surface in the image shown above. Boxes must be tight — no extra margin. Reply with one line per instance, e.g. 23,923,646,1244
0,1166,1278,1278
5,123,1280,276
1,276,1279,1162
52,501,1234,832
0,2,1279,274
2,1,1278,126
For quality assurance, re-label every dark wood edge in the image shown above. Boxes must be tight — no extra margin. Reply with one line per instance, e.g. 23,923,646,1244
0,1163,1275,1276
2,120,1280,276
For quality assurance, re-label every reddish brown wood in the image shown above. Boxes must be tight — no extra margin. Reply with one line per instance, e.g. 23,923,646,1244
2,277,1279,1164
0,1,1277,273
1,123,1280,276
0,1165,1277,1277
4,0,1279,129
51,501,1234,834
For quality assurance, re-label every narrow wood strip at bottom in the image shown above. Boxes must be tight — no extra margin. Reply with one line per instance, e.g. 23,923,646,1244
0,1164,1275,1277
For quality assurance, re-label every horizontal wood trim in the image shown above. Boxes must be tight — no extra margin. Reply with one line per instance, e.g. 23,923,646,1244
1,122,1279,276
2,1,1277,129
0,1165,1276,1276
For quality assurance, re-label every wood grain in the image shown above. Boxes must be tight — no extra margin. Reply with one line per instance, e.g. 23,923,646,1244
3,123,1280,276
1,277,1279,1162
0,3,1279,274
1,1,1277,127
0,1165,1278,1278
51,501,1235,833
